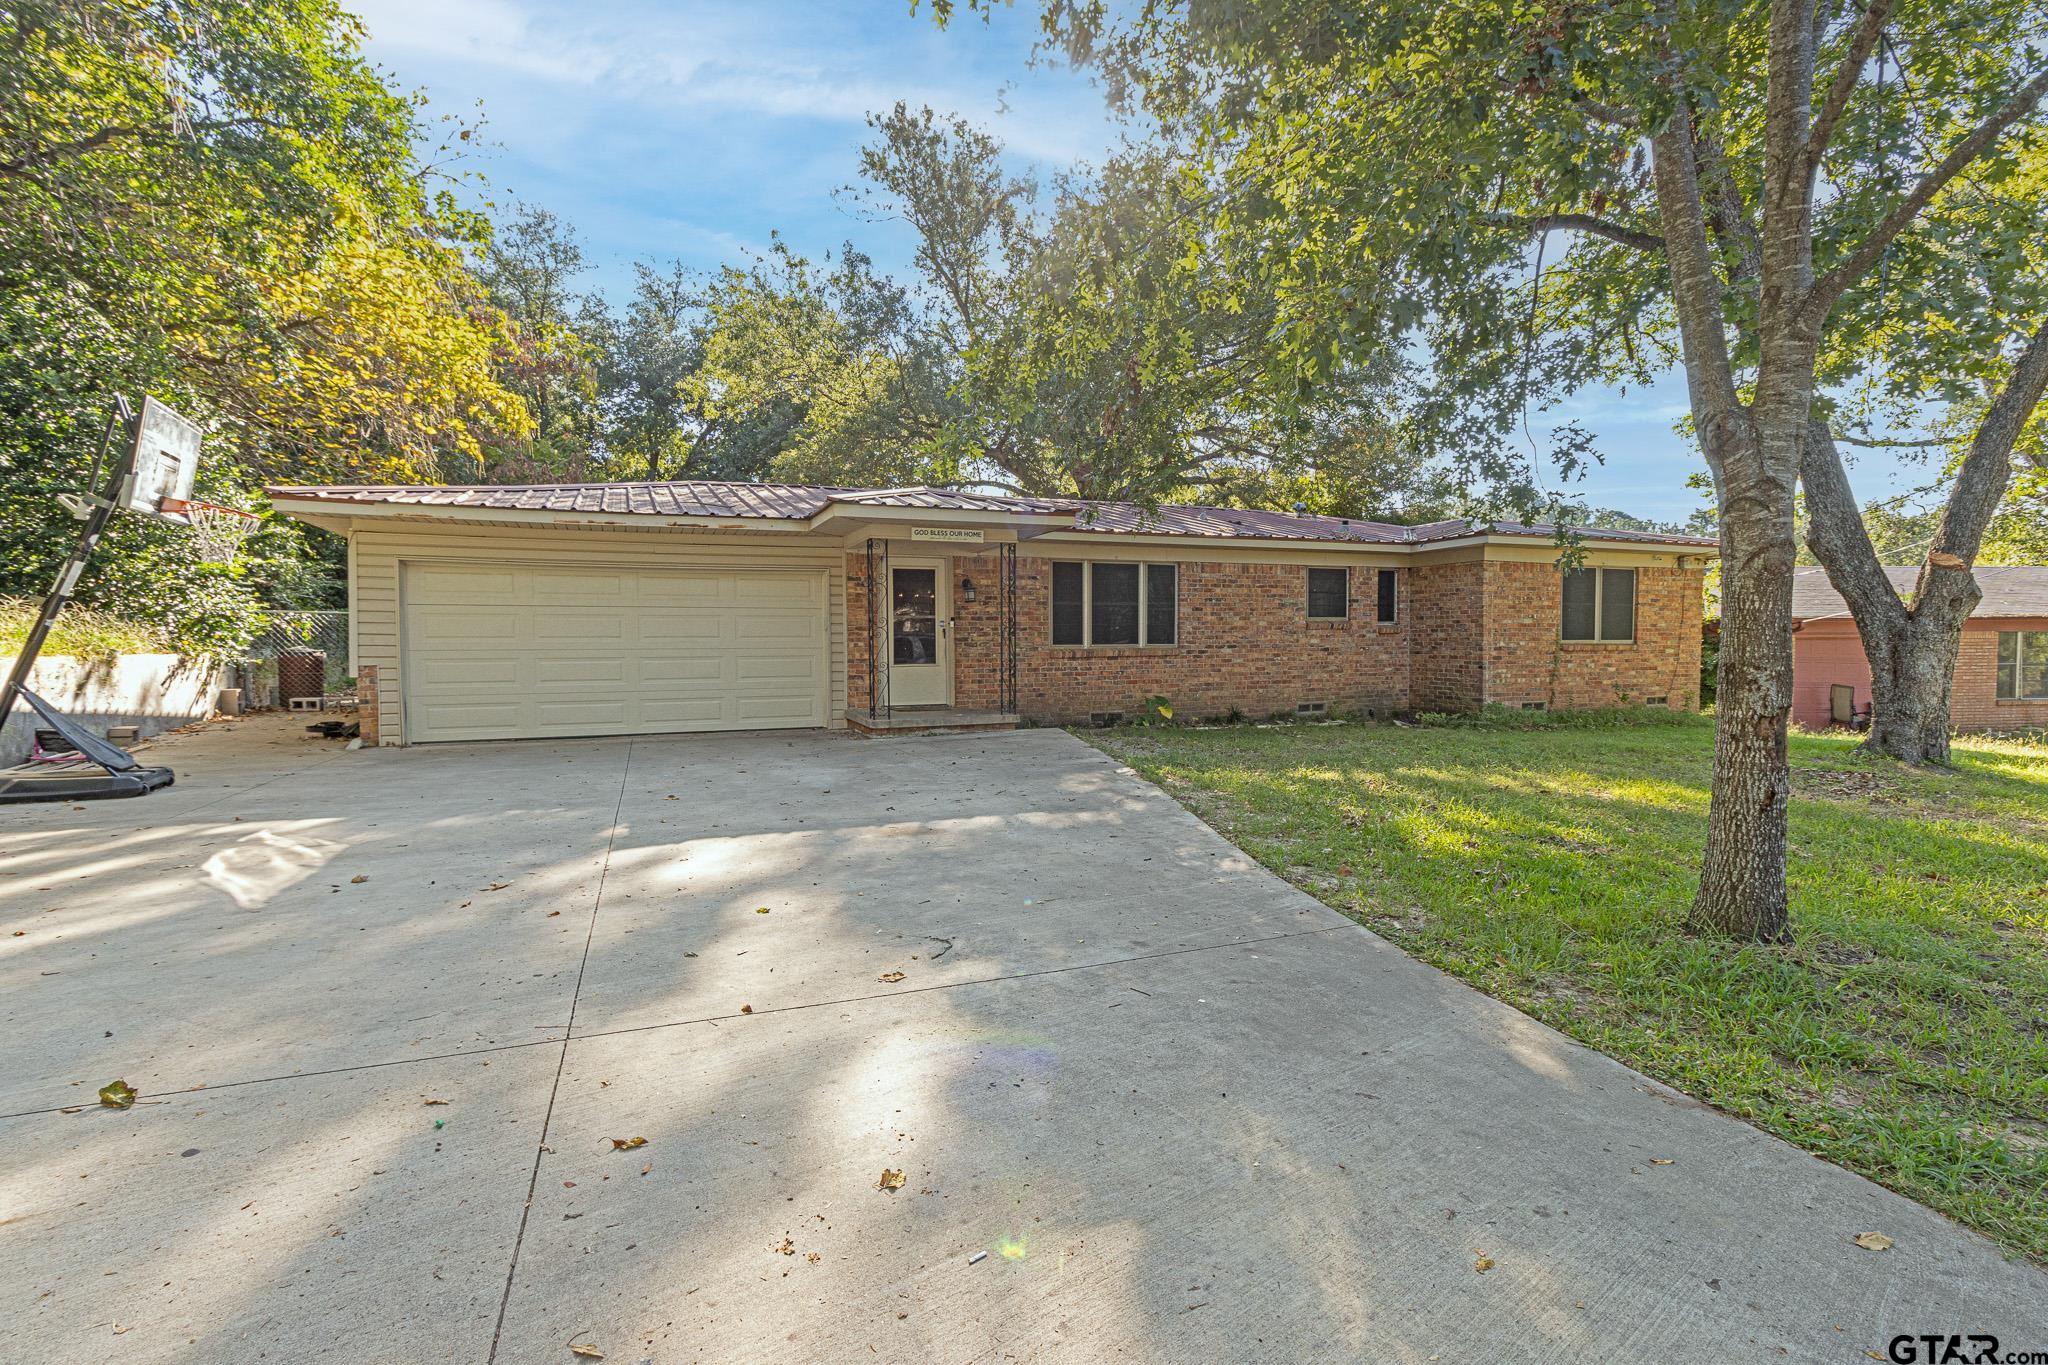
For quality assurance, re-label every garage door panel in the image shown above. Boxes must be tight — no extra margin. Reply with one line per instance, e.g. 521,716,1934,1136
735,653,818,683
638,697,731,725
637,577,726,608
534,610,630,642
413,655,524,689
402,563,825,742
533,656,629,686
637,610,726,644
407,606,525,641
639,655,727,684
532,698,633,728
406,566,523,606
733,574,819,608
736,612,822,641
532,571,628,603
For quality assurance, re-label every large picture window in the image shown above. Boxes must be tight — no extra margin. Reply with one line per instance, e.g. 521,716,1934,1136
1998,631,2048,700
1561,567,1636,642
1050,561,1177,646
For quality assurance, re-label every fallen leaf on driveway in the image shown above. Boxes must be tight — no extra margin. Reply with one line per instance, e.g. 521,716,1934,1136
878,971,906,983
740,1004,752,1014
1852,1232,1894,1251
98,1080,136,1109
1649,1158,1674,1165
423,1098,449,1107
609,1137,647,1151
756,907,770,914
567,1343,604,1360
349,875,368,884
486,882,511,892
1474,1255,1495,1273
877,1169,906,1191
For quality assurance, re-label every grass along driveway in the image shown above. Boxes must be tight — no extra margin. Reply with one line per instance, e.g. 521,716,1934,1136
1089,712,2048,1263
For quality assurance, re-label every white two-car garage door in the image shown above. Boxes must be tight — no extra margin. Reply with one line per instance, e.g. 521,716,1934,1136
400,562,827,742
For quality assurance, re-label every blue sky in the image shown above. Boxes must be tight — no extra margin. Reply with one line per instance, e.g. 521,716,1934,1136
349,0,1911,523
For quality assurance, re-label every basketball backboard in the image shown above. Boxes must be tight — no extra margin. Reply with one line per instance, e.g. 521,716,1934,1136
122,395,202,522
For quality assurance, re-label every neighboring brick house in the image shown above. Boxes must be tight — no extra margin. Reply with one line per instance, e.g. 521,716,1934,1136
267,480,1714,744
1790,565,2048,732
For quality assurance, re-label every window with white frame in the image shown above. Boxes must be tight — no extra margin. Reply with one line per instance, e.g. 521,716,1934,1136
1997,631,2048,700
1051,562,1176,646
1561,567,1636,642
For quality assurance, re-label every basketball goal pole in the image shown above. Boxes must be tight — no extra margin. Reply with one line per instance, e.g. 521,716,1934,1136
0,397,138,736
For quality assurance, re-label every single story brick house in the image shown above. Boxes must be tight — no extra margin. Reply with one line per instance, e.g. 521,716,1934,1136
1790,565,2048,731
267,481,1714,745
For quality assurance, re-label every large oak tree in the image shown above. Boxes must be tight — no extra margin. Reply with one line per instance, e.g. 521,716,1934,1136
964,0,2048,941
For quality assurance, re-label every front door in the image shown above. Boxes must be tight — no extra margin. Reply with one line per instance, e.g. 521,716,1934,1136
887,560,951,706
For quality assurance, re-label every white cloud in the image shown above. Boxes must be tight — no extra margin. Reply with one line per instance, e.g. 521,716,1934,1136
353,0,1117,165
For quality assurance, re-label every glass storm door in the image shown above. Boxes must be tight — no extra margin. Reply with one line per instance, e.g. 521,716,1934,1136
887,562,950,706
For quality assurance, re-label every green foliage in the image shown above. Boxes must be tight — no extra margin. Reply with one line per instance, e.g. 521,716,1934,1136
1013,0,2048,508
0,598,165,658
0,0,531,645
1093,719,2048,1262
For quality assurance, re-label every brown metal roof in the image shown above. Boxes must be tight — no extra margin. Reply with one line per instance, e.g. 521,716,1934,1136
1792,565,2048,621
265,480,1719,549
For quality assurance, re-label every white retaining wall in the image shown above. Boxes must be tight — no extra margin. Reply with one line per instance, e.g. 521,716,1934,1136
0,653,223,765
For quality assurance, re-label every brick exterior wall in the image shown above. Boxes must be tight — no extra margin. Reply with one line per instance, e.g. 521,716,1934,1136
356,663,380,745
1408,560,1485,712
843,547,1704,725
1796,615,2048,732
1482,561,1705,711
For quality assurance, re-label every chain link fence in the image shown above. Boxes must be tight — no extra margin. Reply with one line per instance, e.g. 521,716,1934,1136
247,611,350,692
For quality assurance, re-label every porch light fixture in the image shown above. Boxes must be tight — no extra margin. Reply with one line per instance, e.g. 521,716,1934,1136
960,576,977,603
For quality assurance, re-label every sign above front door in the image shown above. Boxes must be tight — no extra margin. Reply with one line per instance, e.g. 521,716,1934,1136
910,527,984,544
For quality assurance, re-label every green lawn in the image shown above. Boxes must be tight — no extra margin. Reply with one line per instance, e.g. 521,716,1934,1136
1087,710,2048,1263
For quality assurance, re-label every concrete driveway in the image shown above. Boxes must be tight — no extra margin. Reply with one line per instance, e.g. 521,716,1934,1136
3,713,2042,1363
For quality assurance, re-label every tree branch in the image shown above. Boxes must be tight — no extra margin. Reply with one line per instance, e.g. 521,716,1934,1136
1649,109,1746,475
1478,211,1665,252
1834,431,1946,448
1810,66,2048,311
1800,421,1907,632
1807,0,1898,174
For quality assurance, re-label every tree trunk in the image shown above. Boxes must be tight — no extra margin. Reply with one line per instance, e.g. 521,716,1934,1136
1688,442,1799,943
1801,324,2048,764
1860,613,1967,763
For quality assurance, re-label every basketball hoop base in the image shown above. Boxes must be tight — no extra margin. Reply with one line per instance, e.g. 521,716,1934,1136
0,762,175,805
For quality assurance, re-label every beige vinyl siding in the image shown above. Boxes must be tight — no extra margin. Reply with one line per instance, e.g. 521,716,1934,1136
347,522,846,744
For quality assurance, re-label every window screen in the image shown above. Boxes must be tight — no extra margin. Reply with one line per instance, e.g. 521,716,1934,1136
1563,568,1635,641
1051,562,1083,645
1307,567,1348,619
1561,569,1598,640
1599,569,1636,641
1091,563,1141,644
1376,568,1397,624
1146,564,1177,645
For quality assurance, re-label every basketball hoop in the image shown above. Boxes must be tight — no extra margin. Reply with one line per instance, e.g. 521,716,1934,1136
165,499,260,565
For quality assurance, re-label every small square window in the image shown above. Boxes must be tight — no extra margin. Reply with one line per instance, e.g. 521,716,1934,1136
1376,568,1397,624
1307,567,1348,619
